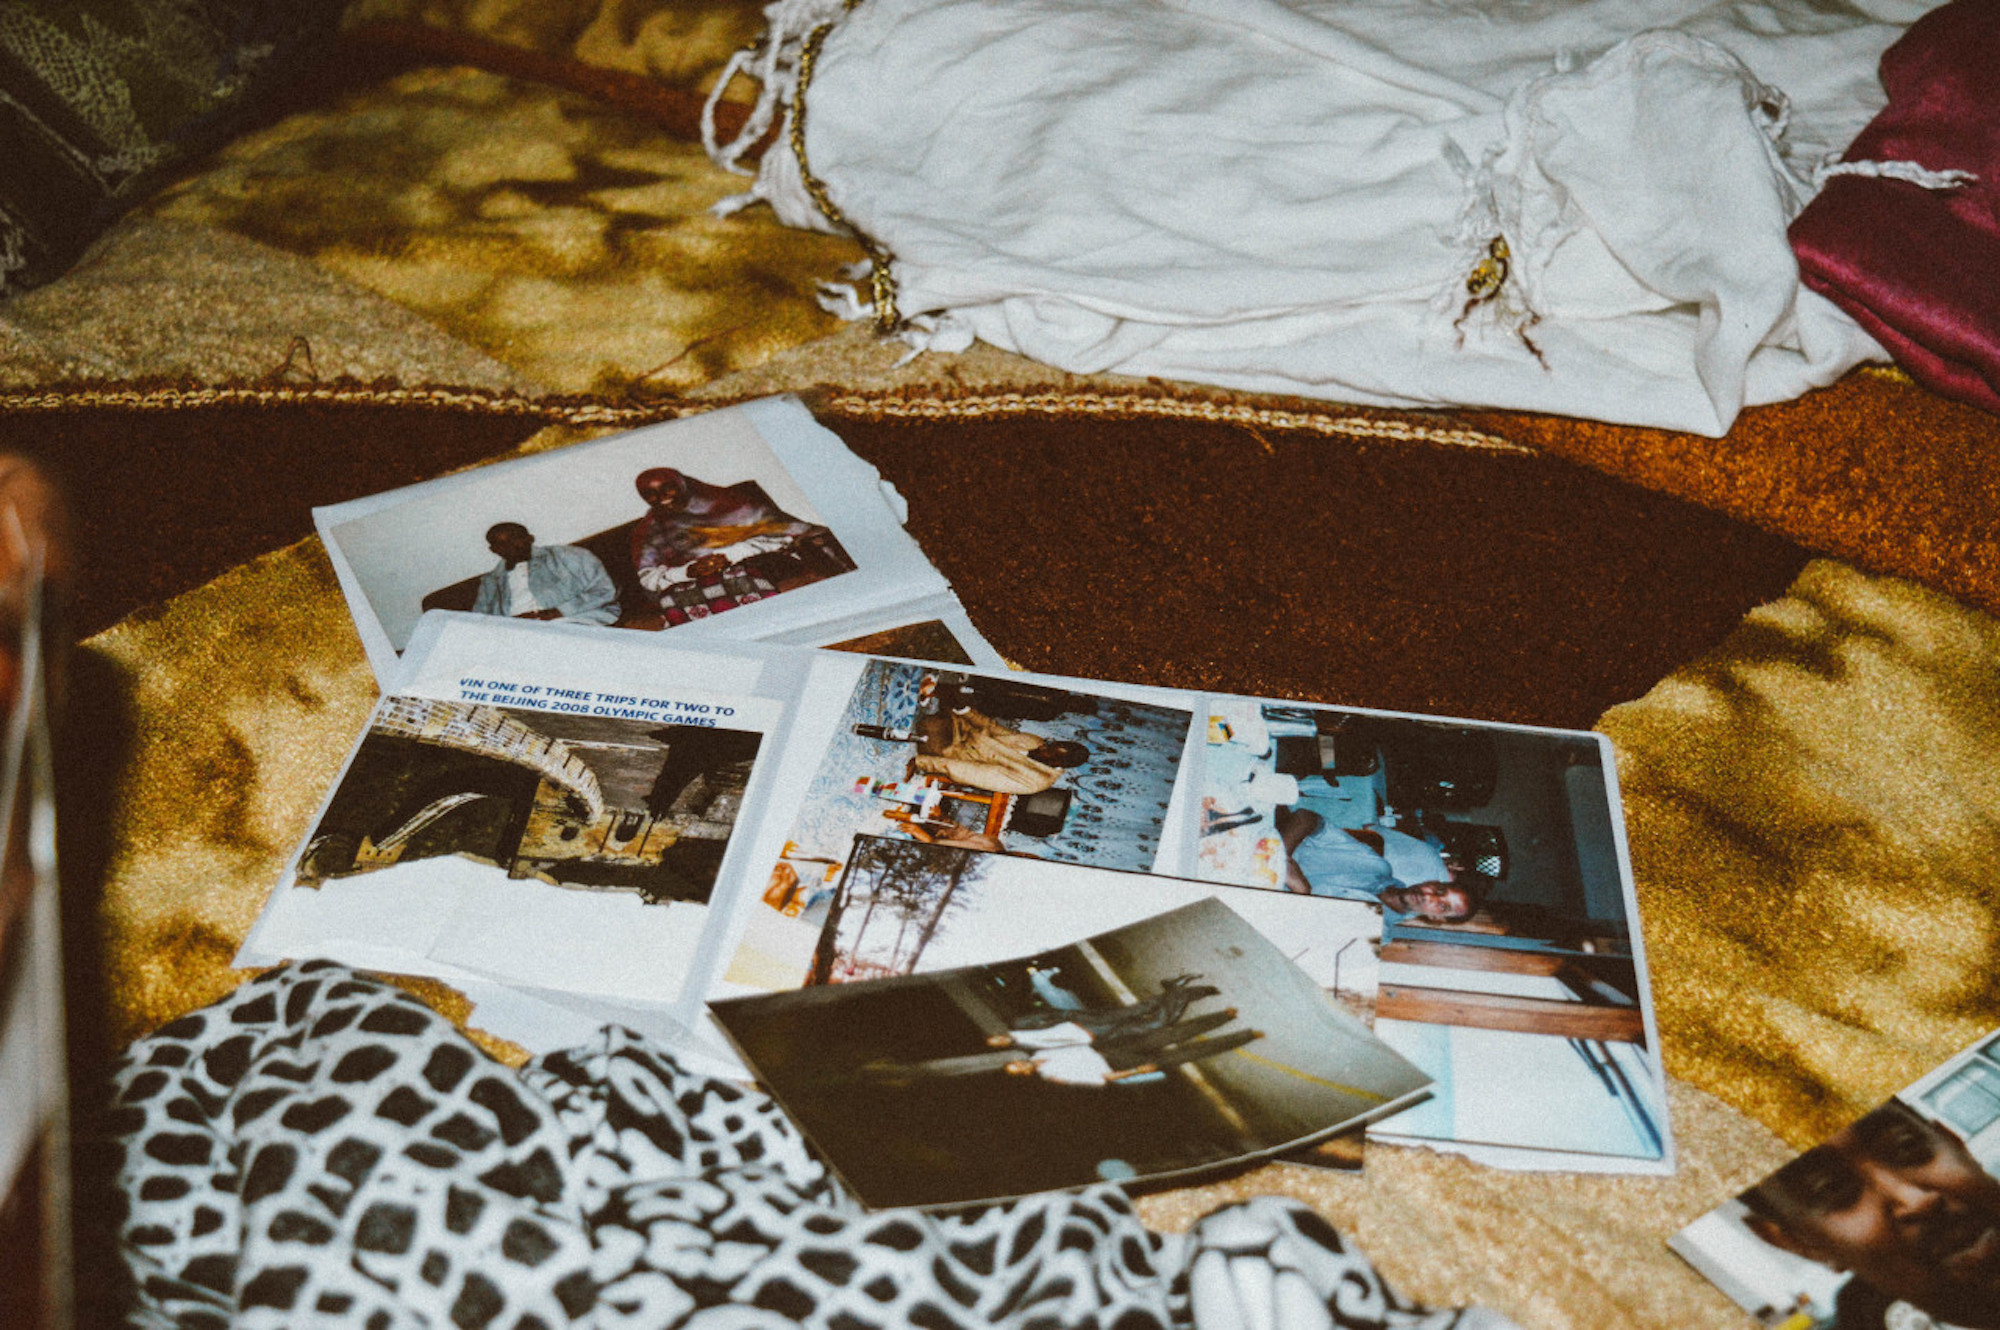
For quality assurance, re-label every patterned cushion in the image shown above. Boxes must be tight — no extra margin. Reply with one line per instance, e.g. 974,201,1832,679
107,962,1506,1328
0,0,343,296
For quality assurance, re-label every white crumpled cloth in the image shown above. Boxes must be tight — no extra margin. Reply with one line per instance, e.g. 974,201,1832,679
709,0,1941,435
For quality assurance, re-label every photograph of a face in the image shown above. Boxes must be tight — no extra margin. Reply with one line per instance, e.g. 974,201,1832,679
1672,1031,2000,1330
322,406,856,659
1193,698,1667,1166
298,696,763,904
712,898,1429,1209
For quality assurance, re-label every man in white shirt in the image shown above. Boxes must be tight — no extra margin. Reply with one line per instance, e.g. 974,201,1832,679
470,522,619,626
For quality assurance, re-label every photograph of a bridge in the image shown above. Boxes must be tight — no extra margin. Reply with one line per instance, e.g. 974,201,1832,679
298,695,764,905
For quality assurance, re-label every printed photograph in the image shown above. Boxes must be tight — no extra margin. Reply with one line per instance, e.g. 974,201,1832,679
730,662,1193,987
712,898,1429,1209
789,836,1388,1174
807,835,1381,1003
1673,1029,2000,1329
324,409,857,655
298,696,762,905
787,662,1189,869
1192,698,1667,1165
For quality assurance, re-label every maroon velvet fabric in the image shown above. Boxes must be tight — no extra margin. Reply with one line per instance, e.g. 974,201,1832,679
1788,0,2000,415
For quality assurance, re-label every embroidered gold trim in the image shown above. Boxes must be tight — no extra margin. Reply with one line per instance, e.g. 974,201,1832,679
791,13,902,333
0,385,676,427
0,382,1533,455
817,390,1537,454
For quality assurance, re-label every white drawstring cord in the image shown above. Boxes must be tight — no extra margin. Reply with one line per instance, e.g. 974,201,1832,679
1814,157,1977,190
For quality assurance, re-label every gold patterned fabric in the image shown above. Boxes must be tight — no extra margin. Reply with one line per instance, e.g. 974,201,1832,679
135,59,859,395
347,0,767,87
0,0,344,293
0,219,536,390
81,541,379,1046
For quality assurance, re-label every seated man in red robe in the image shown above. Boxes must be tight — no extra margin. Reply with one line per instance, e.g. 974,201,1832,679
629,467,824,618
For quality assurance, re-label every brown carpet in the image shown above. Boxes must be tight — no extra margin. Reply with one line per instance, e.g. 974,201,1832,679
2,387,1813,723
842,411,1812,728
1463,368,2000,620
0,388,551,639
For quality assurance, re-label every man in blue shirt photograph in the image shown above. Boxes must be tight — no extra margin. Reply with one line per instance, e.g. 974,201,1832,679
1276,805,1489,923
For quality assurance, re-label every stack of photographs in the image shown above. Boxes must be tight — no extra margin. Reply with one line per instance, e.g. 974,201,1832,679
239,624,790,1016
713,898,1429,1208
1210,701,1669,1171
785,835,1394,1177
243,619,1671,1192
724,658,1199,989
315,395,1004,681
722,657,1667,1174
251,394,1675,1207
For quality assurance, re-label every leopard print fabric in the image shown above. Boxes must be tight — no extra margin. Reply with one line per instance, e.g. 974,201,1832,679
108,962,1512,1329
